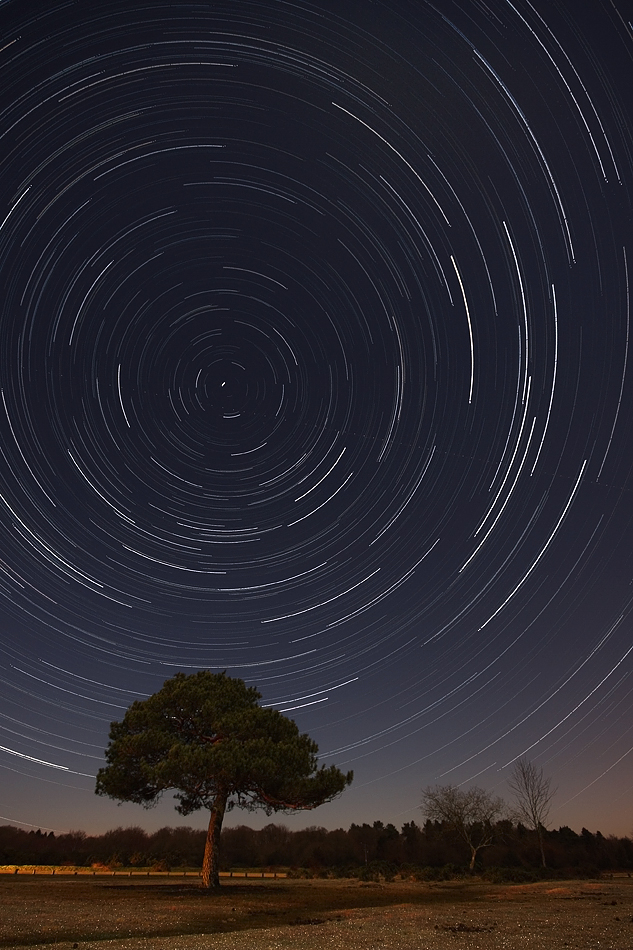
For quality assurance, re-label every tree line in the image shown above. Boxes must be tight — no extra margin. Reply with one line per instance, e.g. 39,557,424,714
1,819,631,874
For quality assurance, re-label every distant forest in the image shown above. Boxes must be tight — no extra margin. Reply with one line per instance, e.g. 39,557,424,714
2,820,632,875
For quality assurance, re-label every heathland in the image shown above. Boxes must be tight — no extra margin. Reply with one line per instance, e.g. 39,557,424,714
1,873,632,949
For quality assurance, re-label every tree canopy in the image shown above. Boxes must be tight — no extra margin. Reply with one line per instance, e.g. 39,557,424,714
95,671,353,887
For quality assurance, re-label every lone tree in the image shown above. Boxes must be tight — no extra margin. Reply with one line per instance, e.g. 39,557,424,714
95,671,353,888
420,784,506,871
508,759,555,867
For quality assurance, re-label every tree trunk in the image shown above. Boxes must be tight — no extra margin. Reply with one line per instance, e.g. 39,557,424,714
469,846,477,871
201,793,227,889
537,825,547,868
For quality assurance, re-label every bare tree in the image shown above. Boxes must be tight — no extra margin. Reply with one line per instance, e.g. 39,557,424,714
507,759,555,867
420,784,506,871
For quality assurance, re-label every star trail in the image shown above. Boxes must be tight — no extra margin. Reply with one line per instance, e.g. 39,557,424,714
0,0,632,836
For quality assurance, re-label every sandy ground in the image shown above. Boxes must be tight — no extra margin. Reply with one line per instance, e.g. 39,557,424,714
5,876,633,950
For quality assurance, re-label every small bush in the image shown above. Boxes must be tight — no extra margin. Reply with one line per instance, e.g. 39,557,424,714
355,861,397,882
413,864,467,882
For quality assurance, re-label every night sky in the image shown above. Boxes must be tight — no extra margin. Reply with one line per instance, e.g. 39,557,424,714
1,0,632,839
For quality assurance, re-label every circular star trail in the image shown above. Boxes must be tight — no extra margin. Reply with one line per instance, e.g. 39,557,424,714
0,0,632,833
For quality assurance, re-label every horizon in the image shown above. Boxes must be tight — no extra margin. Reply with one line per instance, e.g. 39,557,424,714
3,816,630,841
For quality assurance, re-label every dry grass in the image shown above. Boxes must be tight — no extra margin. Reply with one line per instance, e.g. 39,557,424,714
2,872,632,949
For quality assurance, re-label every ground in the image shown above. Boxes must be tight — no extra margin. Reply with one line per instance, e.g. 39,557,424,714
2,873,632,949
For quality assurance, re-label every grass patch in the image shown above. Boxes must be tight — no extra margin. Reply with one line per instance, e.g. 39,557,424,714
0,875,477,946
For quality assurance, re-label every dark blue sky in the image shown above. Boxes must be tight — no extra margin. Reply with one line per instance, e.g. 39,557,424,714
0,0,632,837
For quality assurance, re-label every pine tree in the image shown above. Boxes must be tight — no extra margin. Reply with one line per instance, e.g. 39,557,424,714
95,671,352,888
